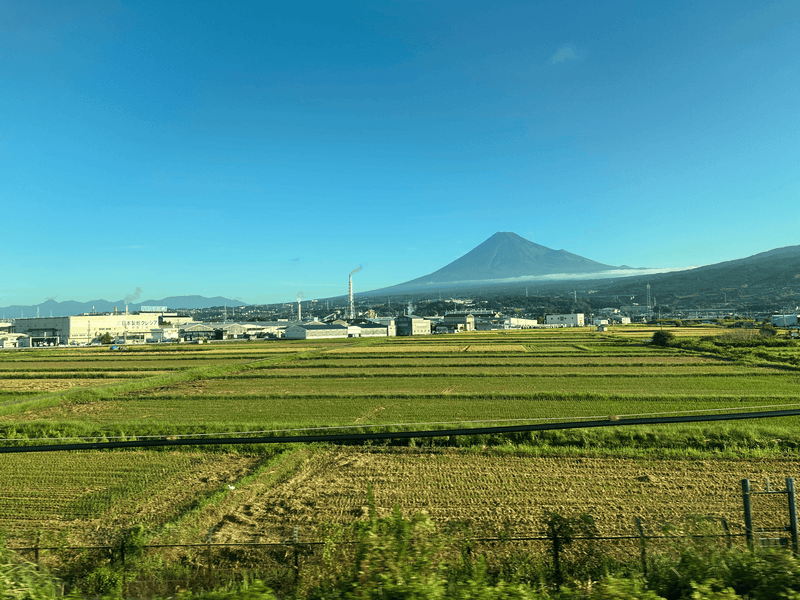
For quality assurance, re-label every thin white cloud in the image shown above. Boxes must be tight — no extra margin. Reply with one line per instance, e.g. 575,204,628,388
416,267,694,286
549,45,578,64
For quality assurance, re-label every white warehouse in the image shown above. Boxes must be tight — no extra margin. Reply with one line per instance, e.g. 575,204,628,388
13,313,163,345
545,313,585,327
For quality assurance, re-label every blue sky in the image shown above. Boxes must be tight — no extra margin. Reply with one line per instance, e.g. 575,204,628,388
2,1,799,306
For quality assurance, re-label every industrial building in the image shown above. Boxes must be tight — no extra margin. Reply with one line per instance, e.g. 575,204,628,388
179,323,218,341
771,315,800,327
12,313,164,346
443,312,475,332
8,309,203,346
285,322,349,340
0,333,26,348
396,315,432,336
545,313,585,327
349,322,390,337
367,317,397,336
475,315,538,330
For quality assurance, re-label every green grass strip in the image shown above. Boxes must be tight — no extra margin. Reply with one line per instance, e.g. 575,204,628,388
0,348,327,418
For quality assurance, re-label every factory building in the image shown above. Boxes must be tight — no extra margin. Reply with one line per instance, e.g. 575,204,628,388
12,313,163,346
474,316,538,330
0,333,26,348
180,323,218,341
285,323,348,340
443,312,475,332
771,315,800,327
148,328,179,343
366,317,396,336
396,315,432,336
545,313,585,327
348,322,390,337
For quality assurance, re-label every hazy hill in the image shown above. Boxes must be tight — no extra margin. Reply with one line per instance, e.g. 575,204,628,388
585,243,800,309
1,296,247,319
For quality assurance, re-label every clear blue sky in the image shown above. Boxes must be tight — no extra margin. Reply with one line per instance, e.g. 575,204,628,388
2,1,798,306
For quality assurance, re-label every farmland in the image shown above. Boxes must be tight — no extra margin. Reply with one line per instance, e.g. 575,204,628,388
1,325,800,559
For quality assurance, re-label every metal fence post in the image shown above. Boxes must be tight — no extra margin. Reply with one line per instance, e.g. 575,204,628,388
206,526,215,586
293,526,299,583
550,529,561,585
635,518,647,576
121,537,126,598
742,479,753,550
721,518,732,549
787,478,799,555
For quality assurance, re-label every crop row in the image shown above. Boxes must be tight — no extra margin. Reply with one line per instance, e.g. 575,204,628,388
0,371,169,379
34,391,798,432
0,354,300,364
237,366,783,378
285,355,716,367
157,373,800,397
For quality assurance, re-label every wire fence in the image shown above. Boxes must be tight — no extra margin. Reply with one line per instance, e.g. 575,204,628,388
6,477,797,596
9,521,762,598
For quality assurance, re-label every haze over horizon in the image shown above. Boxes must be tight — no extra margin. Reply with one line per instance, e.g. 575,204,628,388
2,1,798,306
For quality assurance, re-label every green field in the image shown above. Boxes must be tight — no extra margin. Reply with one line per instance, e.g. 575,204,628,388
3,328,800,438
2,326,800,554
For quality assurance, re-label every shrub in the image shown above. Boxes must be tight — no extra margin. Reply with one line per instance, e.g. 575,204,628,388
0,539,63,600
651,331,675,346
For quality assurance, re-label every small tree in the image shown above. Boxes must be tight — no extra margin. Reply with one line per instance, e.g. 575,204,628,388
760,323,779,337
652,331,675,346
100,332,113,345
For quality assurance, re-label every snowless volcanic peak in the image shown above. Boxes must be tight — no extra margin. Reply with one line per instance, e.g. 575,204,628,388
402,232,623,285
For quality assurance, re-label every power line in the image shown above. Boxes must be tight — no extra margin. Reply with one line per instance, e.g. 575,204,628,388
3,408,800,454
14,403,800,443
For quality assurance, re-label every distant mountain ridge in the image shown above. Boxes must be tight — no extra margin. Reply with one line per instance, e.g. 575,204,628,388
590,243,800,301
362,241,800,314
1,296,247,319
379,232,630,291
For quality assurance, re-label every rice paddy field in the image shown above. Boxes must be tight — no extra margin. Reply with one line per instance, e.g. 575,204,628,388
1,325,800,555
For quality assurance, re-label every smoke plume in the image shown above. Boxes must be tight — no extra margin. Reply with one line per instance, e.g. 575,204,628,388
123,287,143,304
349,266,362,277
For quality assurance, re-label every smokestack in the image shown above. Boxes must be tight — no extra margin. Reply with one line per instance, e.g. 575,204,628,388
348,267,362,320
296,292,304,322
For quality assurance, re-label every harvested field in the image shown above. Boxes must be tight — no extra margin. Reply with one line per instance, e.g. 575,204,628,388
466,344,528,352
280,355,721,367
0,450,263,545
172,373,800,397
0,379,101,392
199,448,799,544
327,345,469,353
